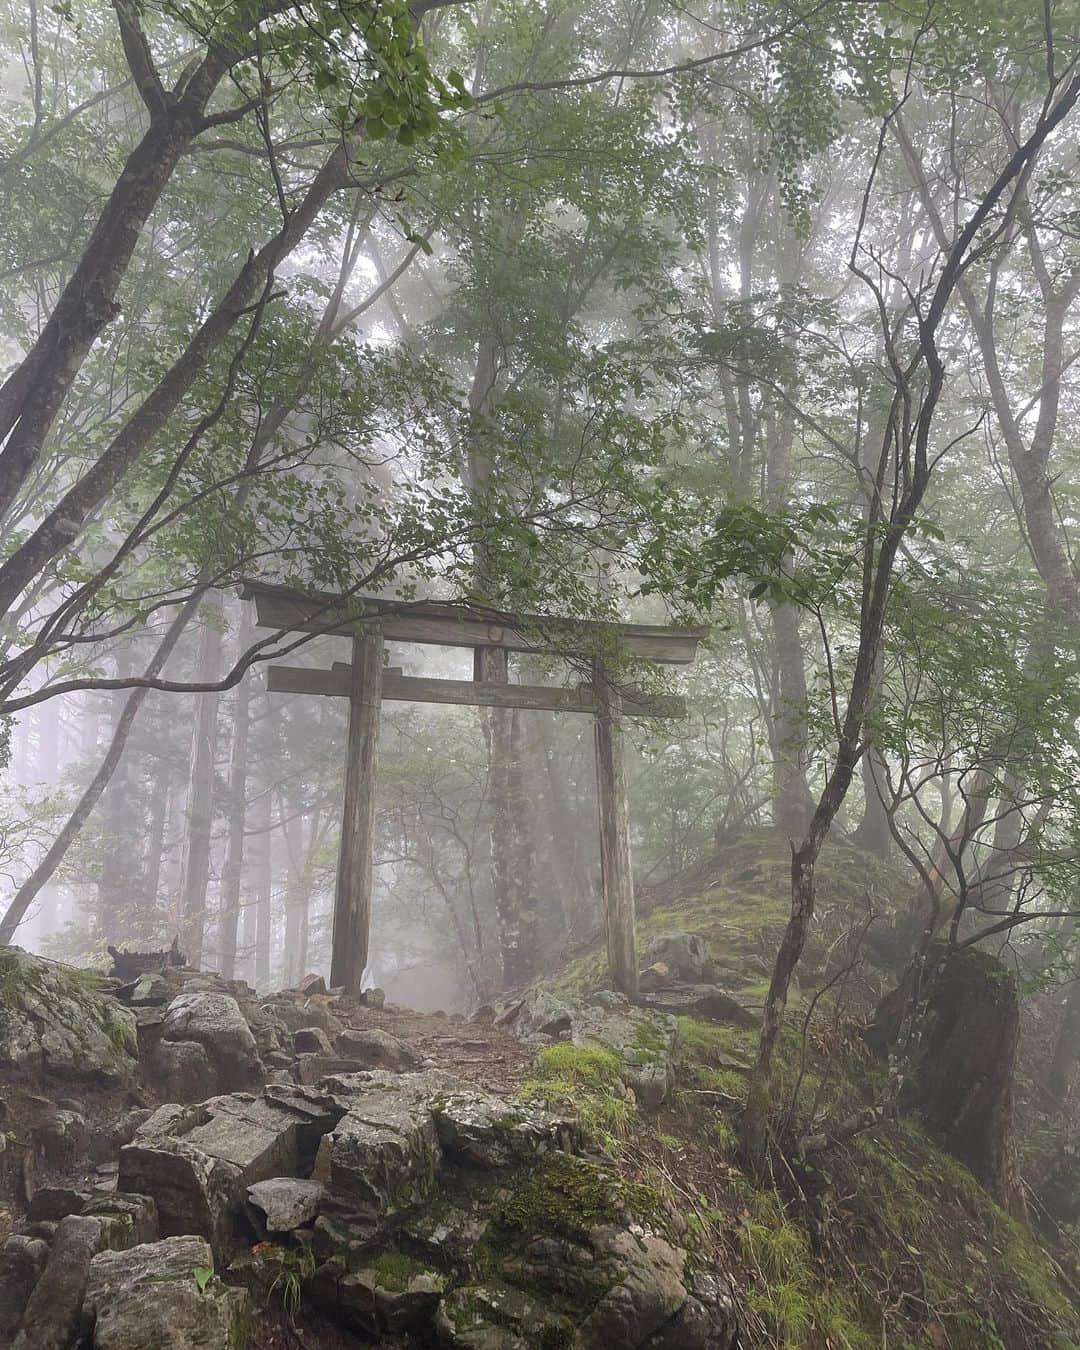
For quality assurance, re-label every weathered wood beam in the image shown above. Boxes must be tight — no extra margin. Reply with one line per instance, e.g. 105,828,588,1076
593,661,638,999
267,663,687,718
330,632,382,994
242,581,706,664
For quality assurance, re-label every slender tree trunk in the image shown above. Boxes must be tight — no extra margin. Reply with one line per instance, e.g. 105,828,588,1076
95,652,138,943
142,755,170,935
218,604,254,981
252,789,272,988
178,613,222,967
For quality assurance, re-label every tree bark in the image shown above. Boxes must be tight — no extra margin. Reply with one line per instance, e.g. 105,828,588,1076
218,603,254,981
252,787,272,988
178,613,223,967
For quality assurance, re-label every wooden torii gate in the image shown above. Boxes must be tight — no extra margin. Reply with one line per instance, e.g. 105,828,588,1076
242,582,705,998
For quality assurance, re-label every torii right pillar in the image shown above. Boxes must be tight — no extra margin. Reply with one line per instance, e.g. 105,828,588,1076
592,660,638,998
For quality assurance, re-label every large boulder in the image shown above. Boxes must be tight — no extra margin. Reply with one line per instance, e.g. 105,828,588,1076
161,991,261,1091
0,948,137,1085
11,1214,104,1350
568,999,677,1109
313,1072,446,1219
643,933,713,984
118,1089,343,1256
0,1236,48,1342
335,1026,419,1070
146,1039,217,1102
84,1235,249,1350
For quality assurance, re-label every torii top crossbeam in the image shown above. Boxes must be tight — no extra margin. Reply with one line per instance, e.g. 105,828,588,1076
241,579,706,998
241,580,706,665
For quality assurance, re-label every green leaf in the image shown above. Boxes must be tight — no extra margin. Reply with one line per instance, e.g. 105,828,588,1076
193,1266,213,1293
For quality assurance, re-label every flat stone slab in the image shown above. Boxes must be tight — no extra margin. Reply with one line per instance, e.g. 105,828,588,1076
247,1177,325,1232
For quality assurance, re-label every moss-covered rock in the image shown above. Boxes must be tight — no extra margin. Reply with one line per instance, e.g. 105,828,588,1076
0,946,137,1084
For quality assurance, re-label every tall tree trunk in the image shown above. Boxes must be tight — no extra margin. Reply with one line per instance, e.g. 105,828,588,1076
178,613,222,966
95,652,138,944
142,753,170,939
218,608,253,981
1047,920,1080,1104
852,744,892,858
252,788,272,988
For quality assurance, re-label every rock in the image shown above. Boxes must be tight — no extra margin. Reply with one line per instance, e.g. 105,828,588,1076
33,1108,89,1167
374,1271,442,1333
496,989,573,1038
293,1025,333,1055
26,1185,90,1221
84,1235,250,1350
262,997,343,1039
247,1177,325,1232
112,1108,154,1150
147,1039,218,1102
118,1090,343,1255
0,948,137,1085
570,1002,677,1109
298,973,327,996
641,1271,738,1349
129,972,169,1006
314,1072,444,1217
902,946,1027,1221
161,992,261,1091
435,1283,553,1348
575,1229,687,1348
639,985,758,1030
360,987,386,1009
637,962,671,992
335,1026,419,1071
0,1236,48,1343
643,933,712,983
293,1053,367,1085
432,1093,578,1169
11,1213,102,1350
81,1193,160,1249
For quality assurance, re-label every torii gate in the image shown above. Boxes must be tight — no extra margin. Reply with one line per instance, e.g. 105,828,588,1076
242,581,705,998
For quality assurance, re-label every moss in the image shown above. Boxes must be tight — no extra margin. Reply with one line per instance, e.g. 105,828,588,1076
676,1016,755,1062
521,1042,635,1147
533,1041,621,1084
691,1066,747,1097
0,948,20,1008
493,1152,628,1240
370,1249,429,1293
631,1017,669,1064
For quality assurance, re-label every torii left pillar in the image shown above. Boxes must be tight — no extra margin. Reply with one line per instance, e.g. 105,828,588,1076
331,628,383,992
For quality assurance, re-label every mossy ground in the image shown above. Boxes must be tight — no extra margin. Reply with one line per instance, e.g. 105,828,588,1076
530,832,1079,1349
521,1041,636,1146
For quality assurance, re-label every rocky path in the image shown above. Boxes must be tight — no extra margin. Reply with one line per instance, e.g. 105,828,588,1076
0,944,741,1350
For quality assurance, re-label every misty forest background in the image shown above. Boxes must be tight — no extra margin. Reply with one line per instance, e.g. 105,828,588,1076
1,0,1080,1119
